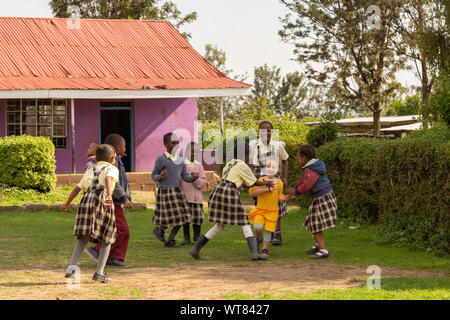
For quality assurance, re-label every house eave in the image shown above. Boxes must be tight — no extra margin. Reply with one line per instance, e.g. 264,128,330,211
0,87,252,99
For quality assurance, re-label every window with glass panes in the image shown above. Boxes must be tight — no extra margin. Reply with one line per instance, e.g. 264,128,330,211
6,99,68,148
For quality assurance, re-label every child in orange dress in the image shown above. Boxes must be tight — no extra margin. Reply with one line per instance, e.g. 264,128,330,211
248,158,292,257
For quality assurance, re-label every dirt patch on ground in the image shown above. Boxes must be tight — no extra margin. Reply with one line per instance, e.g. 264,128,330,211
0,262,446,300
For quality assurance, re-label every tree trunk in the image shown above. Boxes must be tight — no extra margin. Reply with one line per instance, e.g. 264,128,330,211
373,108,381,136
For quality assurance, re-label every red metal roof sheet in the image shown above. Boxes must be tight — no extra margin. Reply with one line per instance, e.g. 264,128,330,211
0,17,251,91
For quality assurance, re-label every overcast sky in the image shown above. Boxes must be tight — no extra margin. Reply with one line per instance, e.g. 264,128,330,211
2,0,419,87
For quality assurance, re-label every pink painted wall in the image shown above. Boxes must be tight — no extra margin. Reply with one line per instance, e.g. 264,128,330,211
0,100,5,136
0,98,198,173
134,98,198,171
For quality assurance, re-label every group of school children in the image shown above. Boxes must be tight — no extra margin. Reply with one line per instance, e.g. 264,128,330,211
62,121,337,284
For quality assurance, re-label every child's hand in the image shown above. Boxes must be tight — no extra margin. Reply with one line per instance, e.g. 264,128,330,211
284,195,295,201
159,170,167,180
264,181,275,188
191,172,199,180
285,188,296,196
60,203,68,211
124,200,132,209
104,195,113,208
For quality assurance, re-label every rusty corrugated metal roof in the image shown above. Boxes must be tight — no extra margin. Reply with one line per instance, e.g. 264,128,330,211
0,17,251,91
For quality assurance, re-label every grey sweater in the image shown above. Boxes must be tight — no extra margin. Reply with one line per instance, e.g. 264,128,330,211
151,154,195,188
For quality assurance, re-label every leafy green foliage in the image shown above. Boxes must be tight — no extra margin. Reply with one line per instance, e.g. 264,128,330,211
386,95,421,116
315,125,450,255
431,72,450,125
50,0,197,39
306,121,340,147
0,135,56,192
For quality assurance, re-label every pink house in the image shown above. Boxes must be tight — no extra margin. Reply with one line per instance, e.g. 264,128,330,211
0,17,251,173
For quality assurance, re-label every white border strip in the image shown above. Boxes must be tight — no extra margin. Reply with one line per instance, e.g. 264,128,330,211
0,87,252,99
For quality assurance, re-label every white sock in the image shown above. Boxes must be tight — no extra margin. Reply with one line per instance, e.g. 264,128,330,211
242,225,253,239
205,224,224,240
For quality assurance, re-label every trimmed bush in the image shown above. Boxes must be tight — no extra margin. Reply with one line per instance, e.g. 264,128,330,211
315,125,450,255
0,135,56,192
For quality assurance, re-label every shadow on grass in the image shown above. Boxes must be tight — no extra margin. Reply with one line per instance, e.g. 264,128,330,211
0,282,67,287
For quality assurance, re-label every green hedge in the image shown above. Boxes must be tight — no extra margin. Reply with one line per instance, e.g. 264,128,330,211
0,135,56,192
316,125,450,255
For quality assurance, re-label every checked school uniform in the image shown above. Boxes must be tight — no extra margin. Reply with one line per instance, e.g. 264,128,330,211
151,152,195,228
208,159,257,226
180,159,207,225
92,153,131,262
248,178,284,233
74,162,119,244
249,138,289,218
295,158,337,234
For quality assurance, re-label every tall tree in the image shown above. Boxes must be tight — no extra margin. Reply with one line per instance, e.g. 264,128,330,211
394,0,448,124
239,64,307,120
196,44,243,120
50,0,197,39
279,0,407,135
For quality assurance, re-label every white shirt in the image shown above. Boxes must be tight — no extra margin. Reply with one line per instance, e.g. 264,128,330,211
249,138,289,167
77,161,119,192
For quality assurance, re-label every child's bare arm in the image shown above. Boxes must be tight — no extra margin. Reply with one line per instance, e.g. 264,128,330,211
60,186,81,211
104,176,113,207
250,187,270,197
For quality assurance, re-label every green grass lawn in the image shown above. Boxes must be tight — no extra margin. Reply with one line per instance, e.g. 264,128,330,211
0,186,83,206
0,208,448,300
0,208,448,271
223,276,450,300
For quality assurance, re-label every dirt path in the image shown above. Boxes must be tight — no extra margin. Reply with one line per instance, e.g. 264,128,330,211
0,262,446,300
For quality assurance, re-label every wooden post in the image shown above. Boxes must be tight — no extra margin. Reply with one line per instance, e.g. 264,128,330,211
0,188,3,203
71,98,76,173
220,98,224,140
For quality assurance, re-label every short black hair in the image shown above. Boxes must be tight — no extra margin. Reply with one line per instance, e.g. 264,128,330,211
233,142,250,160
298,144,316,160
96,144,116,162
259,121,273,129
163,132,178,145
104,133,125,149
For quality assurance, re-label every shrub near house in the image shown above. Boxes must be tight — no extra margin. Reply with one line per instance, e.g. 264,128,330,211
0,135,56,192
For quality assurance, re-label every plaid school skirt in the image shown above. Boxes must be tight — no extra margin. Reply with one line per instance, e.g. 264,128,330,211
253,168,288,219
188,202,204,225
74,186,116,244
153,187,191,227
208,180,249,226
304,191,337,234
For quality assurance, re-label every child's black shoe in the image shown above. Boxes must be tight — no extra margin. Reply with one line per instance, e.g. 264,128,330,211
305,244,320,254
164,240,181,248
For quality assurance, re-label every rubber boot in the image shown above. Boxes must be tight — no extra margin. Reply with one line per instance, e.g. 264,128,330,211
193,224,201,242
164,226,181,248
272,231,282,246
181,223,191,245
247,236,268,260
189,235,209,260
152,227,166,243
